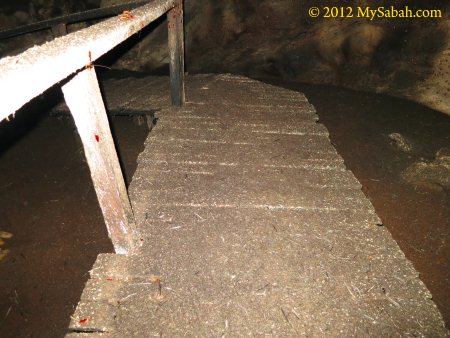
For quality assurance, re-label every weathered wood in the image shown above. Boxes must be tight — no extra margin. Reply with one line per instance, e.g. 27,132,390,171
0,0,178,121
71,75,446,336
62,68,140,255
167,0,185,106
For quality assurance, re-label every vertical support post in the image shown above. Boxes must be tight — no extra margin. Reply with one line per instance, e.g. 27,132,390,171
62,68,140,255
168,0,185,106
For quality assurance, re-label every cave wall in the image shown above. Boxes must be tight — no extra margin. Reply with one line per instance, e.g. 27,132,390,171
103,0,450,116
1,0,449,115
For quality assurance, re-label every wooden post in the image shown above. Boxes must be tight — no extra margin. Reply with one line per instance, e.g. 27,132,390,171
61,68,140,255
167,0,185,106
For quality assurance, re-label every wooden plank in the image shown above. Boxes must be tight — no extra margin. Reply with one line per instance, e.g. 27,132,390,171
0,0,178,121
62,68,140,255
167,0,185,106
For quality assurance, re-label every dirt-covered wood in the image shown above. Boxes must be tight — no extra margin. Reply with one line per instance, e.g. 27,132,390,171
62,68,140,254
0,0,177,121
68,75,448,336
167,0,185,106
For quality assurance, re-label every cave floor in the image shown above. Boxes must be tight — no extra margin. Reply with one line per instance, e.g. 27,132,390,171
63,74,446,336
0,73,448,337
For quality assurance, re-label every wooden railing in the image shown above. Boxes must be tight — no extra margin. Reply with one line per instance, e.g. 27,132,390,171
0,1,149,39
0,0,185,255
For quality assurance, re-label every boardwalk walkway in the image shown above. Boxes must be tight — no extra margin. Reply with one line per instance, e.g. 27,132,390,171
66,75,447,337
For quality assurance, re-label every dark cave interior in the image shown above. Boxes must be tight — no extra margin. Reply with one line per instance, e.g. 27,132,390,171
0,1,449,337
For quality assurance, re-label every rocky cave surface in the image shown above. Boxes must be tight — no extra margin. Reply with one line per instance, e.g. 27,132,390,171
1,0,449,116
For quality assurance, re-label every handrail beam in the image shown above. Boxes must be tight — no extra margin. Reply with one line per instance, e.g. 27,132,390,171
0,0,178,121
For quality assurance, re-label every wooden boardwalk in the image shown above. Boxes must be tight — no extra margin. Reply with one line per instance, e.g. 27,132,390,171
66,75,447,337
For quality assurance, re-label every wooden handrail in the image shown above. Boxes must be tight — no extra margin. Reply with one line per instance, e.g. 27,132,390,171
0,0,185,254
0,1,149,40
0,0,178,121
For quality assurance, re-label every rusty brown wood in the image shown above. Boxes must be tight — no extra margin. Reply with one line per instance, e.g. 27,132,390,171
61,68,140,255
167,0,185,106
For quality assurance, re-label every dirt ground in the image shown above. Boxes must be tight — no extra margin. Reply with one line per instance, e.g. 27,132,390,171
0,101,148,337
0,77,449,337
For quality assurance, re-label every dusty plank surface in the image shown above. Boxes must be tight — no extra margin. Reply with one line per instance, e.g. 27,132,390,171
67,75,448,337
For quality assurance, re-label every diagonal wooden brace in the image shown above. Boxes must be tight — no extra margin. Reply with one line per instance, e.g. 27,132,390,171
62,68,140,255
